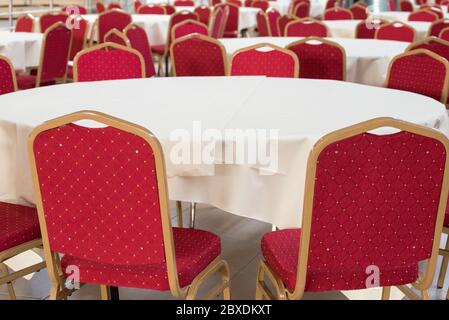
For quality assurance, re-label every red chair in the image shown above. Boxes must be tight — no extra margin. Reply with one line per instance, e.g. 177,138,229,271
62,5,88,14
170,34,228,76
256,11,270,36
16,22,72,89
278,15,297,36
399,0,414,11
325,0,338,9
230,43,299,78
134,0,142,12
389,0,396,10
416,0,428,4
215,3,239,38
408,9,439,22
210,0,222,5
210,7,228,38
285,18,328,37
323,7,353,20
138,4,167,14
251,0,269,11
172,19,209,40
96,1,106,13
256,117,449,300
160,4,176,14
39,12,68,33
292,2,310,19
428,19,449,37
69,16,88,61
97,9,132,44
108,2,122,10
124,23,157,77
267,8,281,36
195,5,212,26
227,0,242,6
15,14,34,32
174,0,195,5
0,56,17,95
104,28,129,45
355,19,386,38
28,110,231,300
420,6,444,19
439,26,449,41
286,37,346,80
0,202,45,300
375,21,416,42
349,3,367,19
386,49,449,102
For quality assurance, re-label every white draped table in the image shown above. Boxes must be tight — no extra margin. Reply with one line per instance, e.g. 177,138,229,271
372,10,449,22
0,31,43,70
220,37,409,86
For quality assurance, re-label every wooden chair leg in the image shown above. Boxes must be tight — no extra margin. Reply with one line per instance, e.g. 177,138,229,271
1,263,16,300
381,286,391,300
176,201,183,227
437,236,449,288
49,283,61,300
100,285,110,300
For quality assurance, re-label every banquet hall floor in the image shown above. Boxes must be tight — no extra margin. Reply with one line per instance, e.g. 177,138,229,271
0,202,448,300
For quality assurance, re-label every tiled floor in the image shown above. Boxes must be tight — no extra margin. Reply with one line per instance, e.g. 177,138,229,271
1,202,448,300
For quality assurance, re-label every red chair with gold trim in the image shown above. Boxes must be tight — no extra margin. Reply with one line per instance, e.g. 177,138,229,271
256,10,270,36
0,56,17,95
215,3,239,38
170,34,228,76
439,26,449,42
399,0,414,11
96,1,106,13
134,0,142,12
292,2,310,19
175,0,195,5
251,0,269,11
69,16,88,61
266,8,281,37
324,0,338,9
138,4,167,14
195,5,212,26
15,14,35,32
171,19,209,41
230,43,299,78
28,111,231,300
323,7,353,20
124,23,157,77
375,21,416,42
285,18,328,37
227,0,242,6
428,19,449,37
355,19,386,39
286,37,346,80
349,3,367,19
210,7,228,38
104,28,129,45
97,9,132,44
108,2,122,10
39,12,68,33
408,9,439,22
256,117,449,300
278,15,297,36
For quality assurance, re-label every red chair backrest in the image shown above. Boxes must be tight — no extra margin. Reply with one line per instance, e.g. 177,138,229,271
421,6,444,19
0,56,17,95
355,19,385,39
399,0,414,11
210,0,222,5
104,28,128,45
160,4,176,14
138,4,166,14
172,19,209,41
278,15,297,36
15,14,35,32
440,26,449,41
376,22,416,42
167,11,199,47
226,0,242,6
215,3,239,37
292,2,310,19
31,112,169,267
416,0,428,4
134,0,142,12
62,5,88,14
125,24,156,77
98,9,132,43
408,10,439,22
323,7,353,20
170,34,227,76
428,19,449,37
174,0,195,6
108,3,122,10
387,49,449,102
40,12,68,33
210,7,228,38
251,0,269,11
389,0,396,10
230,44,299,78
195,5,212,26
325,0,338,9
407,37,449,64
287,37,345,80
74,43,145,81
69,16,88,60
349,4,367,19
285,18,328,37
267,9,281,36
256,11,270,36
96,1,106,13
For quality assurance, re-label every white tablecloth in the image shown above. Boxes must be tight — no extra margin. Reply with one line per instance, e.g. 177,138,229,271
324,20,429,40
0,77,447,230
269,0,327,17
220,37,409,86
0,31,43,70
373,10,449,22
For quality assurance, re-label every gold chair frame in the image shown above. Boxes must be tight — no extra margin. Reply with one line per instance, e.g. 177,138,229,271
374,20,417,42
0,55,18,92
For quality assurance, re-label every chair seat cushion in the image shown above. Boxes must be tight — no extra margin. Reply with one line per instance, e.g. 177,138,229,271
261,228,419,291
61,227,221,290
16,74,56,90
0,202,40,253
151,45,166,56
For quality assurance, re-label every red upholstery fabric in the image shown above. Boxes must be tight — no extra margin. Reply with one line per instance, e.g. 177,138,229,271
408,10,439,22
161,4,176,15
251,0,269,11
210,8,226,38
98,10,132,44
287,40,344,80
134,0,142,12
256,11,270,36
323,8,353,20
174,0,195,5
278,15,297,36
15,15,34,32
167,11,199,50
325,0,338,9
108,3,122,10
429,19,449,37
400,0,414,11
420,6,443,19
96,2,106,13
445,212,449,226
0,57,16,95
389,0,396,10
16,74,55,89
267,9,281,36
151,44,166,56
104,30,127,45
69,17,88,60
61,227,220,290
0,202,40,253
138,5,166,14
39,13,68,33
125,25,156,77
231,47,297,77
416,0,428,4
292,2,310,19
215,4,239,38
349,4,367,19
263,131,447,291
172,21,209,40
440,28,449,41
285,20,327,37
356,19,385,39
195,6,212,26
407,39,449,63
62,5,88,14
227,0,242,6
387,51,447,101
376,23,415,42
211,0,222,5
172,35,226,76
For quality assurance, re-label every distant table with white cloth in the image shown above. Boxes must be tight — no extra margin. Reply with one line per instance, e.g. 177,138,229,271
0,31,43,70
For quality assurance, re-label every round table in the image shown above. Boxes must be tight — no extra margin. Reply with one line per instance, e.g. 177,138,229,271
0,76,447,229
219,37,409,86
0,31,43,70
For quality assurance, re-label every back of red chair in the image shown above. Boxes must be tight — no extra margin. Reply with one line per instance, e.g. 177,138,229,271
355,19,385,39
211,0,222,5
349,3,367,19
98,9,132,44
125,24,156,77
421,6,444,19
387,49,449,102
292,2,310,19
74,43,145,81
325,0,338,9
96,1,106,13
69,16,88,60
62,5,88,14
376,22,416,42
134,0,142,12
0,56,17,95
195,5,212,26
174,0,195,6
167,11,199,49
172,19,209,41
171,34,227,76
256,11,270,36
160,3,176,14
399,0,414,11
323,7,353,20
210,7,228,38
40,12,68,33
287,37,345,80
30,112,169,267
215,3,239,38
408,9,439,22
226,0,242,6
440,26,449,41
230,44,299,78
251,0,269,11
108,3,122,10
407,37,449,64
104,28,128,45
138,4,166,14
416,0,428,4
267,8,281,36
428,19,449,37
285,18,328,37
278,15,297,36
15,14,35,32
